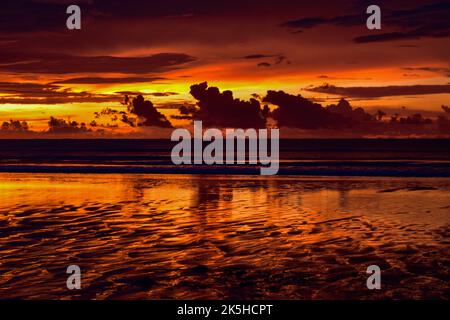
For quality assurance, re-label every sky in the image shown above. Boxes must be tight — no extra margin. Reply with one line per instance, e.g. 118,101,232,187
0,0,449,137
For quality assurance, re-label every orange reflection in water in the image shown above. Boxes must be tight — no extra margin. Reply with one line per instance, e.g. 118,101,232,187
0,173,449,299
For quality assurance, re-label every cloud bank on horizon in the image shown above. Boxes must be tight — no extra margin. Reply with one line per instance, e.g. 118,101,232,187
3,82,450,138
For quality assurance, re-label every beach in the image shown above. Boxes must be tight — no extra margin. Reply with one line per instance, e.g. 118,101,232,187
0,173,448,299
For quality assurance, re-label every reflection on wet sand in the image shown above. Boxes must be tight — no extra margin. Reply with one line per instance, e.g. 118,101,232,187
0,173,449,299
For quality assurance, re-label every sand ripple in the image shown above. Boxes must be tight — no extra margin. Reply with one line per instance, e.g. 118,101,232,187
0,174,449,299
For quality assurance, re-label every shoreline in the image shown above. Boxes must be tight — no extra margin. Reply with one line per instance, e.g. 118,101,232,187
1,163,450,177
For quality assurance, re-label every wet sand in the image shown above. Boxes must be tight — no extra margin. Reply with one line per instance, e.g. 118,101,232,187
0,173,449,299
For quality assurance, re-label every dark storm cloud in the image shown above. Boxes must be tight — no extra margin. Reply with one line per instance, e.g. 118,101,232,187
47,116,90,134
1,119,30,132
355,2,450,43
353,32,420,43
0,95,117,105
128,95,173,127
52,77,167,84
281,17,329,29
282,1,450,43
114,91,179,98
0,52,196,74
306,84,450,98
353,27,449,43
241,54,278,60
261,91,450,135
240,54,289,68
263,91,372,129
147,92,179,97
186,82,266,128
0,82,57,96
317,75,372,81
403,67,450,78
281,11,368,30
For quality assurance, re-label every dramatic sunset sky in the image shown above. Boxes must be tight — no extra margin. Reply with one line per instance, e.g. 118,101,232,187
0,0,449,136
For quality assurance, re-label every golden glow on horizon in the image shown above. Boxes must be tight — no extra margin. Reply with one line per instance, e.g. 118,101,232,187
1,61,449,133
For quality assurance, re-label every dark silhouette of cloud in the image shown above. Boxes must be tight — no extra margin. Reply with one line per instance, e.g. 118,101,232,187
437,116,450,133
262,90,450,135
241,54,277,60
115,91,178,97
52,77,167,85
240,54,290,67
353,2,450,43
128,95,173,128
257,62,271,68
0,81,121,104
0,53,196,74
0,96,117,105
263,91,372,129
326,99,374,122
353,32,420,43
317,75,372,81
396,44,421,48
281,12,364,29
0,82,57,95
0,81,179,105
274,55,288,65
281,17,328,29
442,105,450,114
1,119,29,132
306,83,450,98
2,79,450,136
47,116,90,134
281,1,450,43
147,92,179,97
171,104,199,120
389,113,432,125
403,67,450,78
187,82,266,128
353,26,450,43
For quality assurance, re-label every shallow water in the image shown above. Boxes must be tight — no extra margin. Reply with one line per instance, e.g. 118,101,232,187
0,173,449,299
